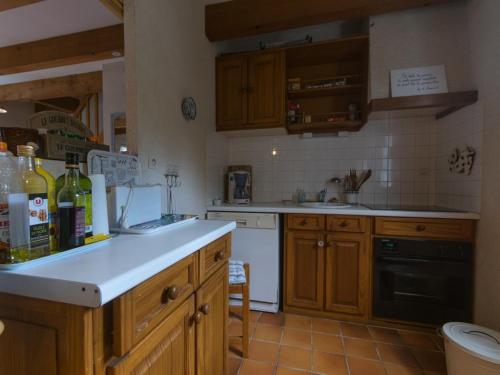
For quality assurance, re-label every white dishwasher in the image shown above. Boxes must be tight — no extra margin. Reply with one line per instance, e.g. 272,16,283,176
207,211,280,313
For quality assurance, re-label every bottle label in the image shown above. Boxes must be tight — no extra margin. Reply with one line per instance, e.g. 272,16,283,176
75,206,85,238
28,193,49,248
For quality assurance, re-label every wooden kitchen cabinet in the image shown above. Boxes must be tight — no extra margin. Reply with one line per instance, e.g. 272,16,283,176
195,265,228,375
108,297,196,375
324,233,369,316
216,50,285,131
285,231,324,310
0,234,231,375
284,214,370,320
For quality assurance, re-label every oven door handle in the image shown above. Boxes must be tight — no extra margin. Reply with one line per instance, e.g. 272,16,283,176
376,256,437,265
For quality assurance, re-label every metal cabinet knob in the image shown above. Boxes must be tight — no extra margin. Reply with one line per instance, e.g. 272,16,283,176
340,220,349,227
163,285,179,303
193,312,203,324
0,320,4,337
416,225,426,232
200,303,211,315
317,240,325,248
300,219,308,226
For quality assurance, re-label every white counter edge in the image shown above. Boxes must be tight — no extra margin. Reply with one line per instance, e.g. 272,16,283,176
207,205,480,220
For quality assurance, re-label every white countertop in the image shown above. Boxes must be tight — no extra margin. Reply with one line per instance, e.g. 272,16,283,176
207,202,480,220
0,219,236,308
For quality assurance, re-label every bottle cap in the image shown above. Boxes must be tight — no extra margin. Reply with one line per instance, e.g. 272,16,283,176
0,142,7,152
65,152,80,168
17,144,35,156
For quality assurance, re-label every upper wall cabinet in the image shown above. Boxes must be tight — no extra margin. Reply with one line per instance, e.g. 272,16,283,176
285,36,369,134
216,50,285,131
215,36,369,134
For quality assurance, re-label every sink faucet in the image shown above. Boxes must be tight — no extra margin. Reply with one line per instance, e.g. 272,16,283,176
319,188,328,203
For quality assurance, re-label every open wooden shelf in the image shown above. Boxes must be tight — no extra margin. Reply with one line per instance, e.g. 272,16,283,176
368,90,478,120
288,84,364,99
287,120,363,134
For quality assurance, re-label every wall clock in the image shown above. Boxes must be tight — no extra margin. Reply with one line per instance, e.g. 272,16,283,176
181,97,197,121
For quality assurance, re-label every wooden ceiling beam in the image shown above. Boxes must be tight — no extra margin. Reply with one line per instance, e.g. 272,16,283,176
99,0,124,20
0,0,42,12
0,24,124,75
0,72,102,101
205,0,458,41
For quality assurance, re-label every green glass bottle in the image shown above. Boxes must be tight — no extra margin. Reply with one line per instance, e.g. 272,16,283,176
57,153,86,251
56,156,92,238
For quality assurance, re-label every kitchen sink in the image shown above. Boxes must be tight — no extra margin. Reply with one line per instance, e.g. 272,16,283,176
300,202,352,209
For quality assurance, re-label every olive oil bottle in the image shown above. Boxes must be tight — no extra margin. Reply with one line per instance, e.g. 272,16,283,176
17,145,50,259
56,158,92,238
35,158,58,253
57,153,86,251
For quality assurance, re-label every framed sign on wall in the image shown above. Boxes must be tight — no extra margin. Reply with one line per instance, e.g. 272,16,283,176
390,65,448,97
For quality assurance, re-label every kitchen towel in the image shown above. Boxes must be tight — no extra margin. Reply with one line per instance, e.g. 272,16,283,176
89,174,109,235
229,260,246,285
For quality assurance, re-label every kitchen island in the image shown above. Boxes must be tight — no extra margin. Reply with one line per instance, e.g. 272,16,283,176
0,219,235,375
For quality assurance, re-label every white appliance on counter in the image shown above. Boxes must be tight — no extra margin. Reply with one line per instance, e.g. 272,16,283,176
207,211,280,312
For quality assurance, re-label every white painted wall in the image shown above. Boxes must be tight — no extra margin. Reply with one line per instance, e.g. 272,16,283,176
467,0,500,331
102,61,126,147
0,102,35,128
125,0,215,216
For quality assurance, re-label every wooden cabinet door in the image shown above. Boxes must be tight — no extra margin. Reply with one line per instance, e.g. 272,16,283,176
108,296,195,375
216,56,248,130
324,233,369,316
0,318,57,375
247,51,285,127
285,231,324,310
195,264,228,375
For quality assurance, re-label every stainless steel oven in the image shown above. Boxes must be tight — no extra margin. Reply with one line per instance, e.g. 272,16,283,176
373,237,473,325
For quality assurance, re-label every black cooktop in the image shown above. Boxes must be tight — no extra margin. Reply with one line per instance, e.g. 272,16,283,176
362,204,465,212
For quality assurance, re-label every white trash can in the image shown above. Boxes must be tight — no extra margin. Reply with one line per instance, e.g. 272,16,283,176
443,322,500,375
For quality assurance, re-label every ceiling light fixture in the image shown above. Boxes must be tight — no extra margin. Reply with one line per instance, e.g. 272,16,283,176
0,107,7,114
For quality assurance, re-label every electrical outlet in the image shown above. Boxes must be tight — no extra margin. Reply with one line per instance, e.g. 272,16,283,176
148,155,159,169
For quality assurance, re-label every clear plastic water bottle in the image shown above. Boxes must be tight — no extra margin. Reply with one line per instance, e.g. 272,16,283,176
0,142,29,263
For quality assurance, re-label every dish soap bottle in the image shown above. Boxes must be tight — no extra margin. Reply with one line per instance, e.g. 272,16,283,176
17,145,50,260
0,142,29,263
35,158,58,253
57,153,86,251
56,156,92,238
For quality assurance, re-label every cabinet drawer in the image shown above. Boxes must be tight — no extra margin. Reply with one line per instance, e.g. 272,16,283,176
199,234,231,283
327,216,368,233
113,254,198,356
374,217,475,241
287,214,325,231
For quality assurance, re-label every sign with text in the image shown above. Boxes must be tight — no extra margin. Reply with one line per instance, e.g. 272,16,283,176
390,65,448,97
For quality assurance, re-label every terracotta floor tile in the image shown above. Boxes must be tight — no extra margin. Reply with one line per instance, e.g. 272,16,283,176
228,356,242,375
385,363,424,375
369,326,404,345
285,314,312,330
253,323,283,343
399,331,440,350
239,359,275,375
343,338,379,360
229,319,243,336
278,345,312,370
276,367,311,375
259,312,285,326
312,333,343,354
347,357,386,375
312,352,348,375
229,338,243,358
248,340,280,364
282,328,312,349
378,343,419,368
250,310,262,322
340,322,372,340
312,318,341,335
412,349,447,373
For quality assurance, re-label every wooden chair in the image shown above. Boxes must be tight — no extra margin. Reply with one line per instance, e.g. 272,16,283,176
228,263,250,358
